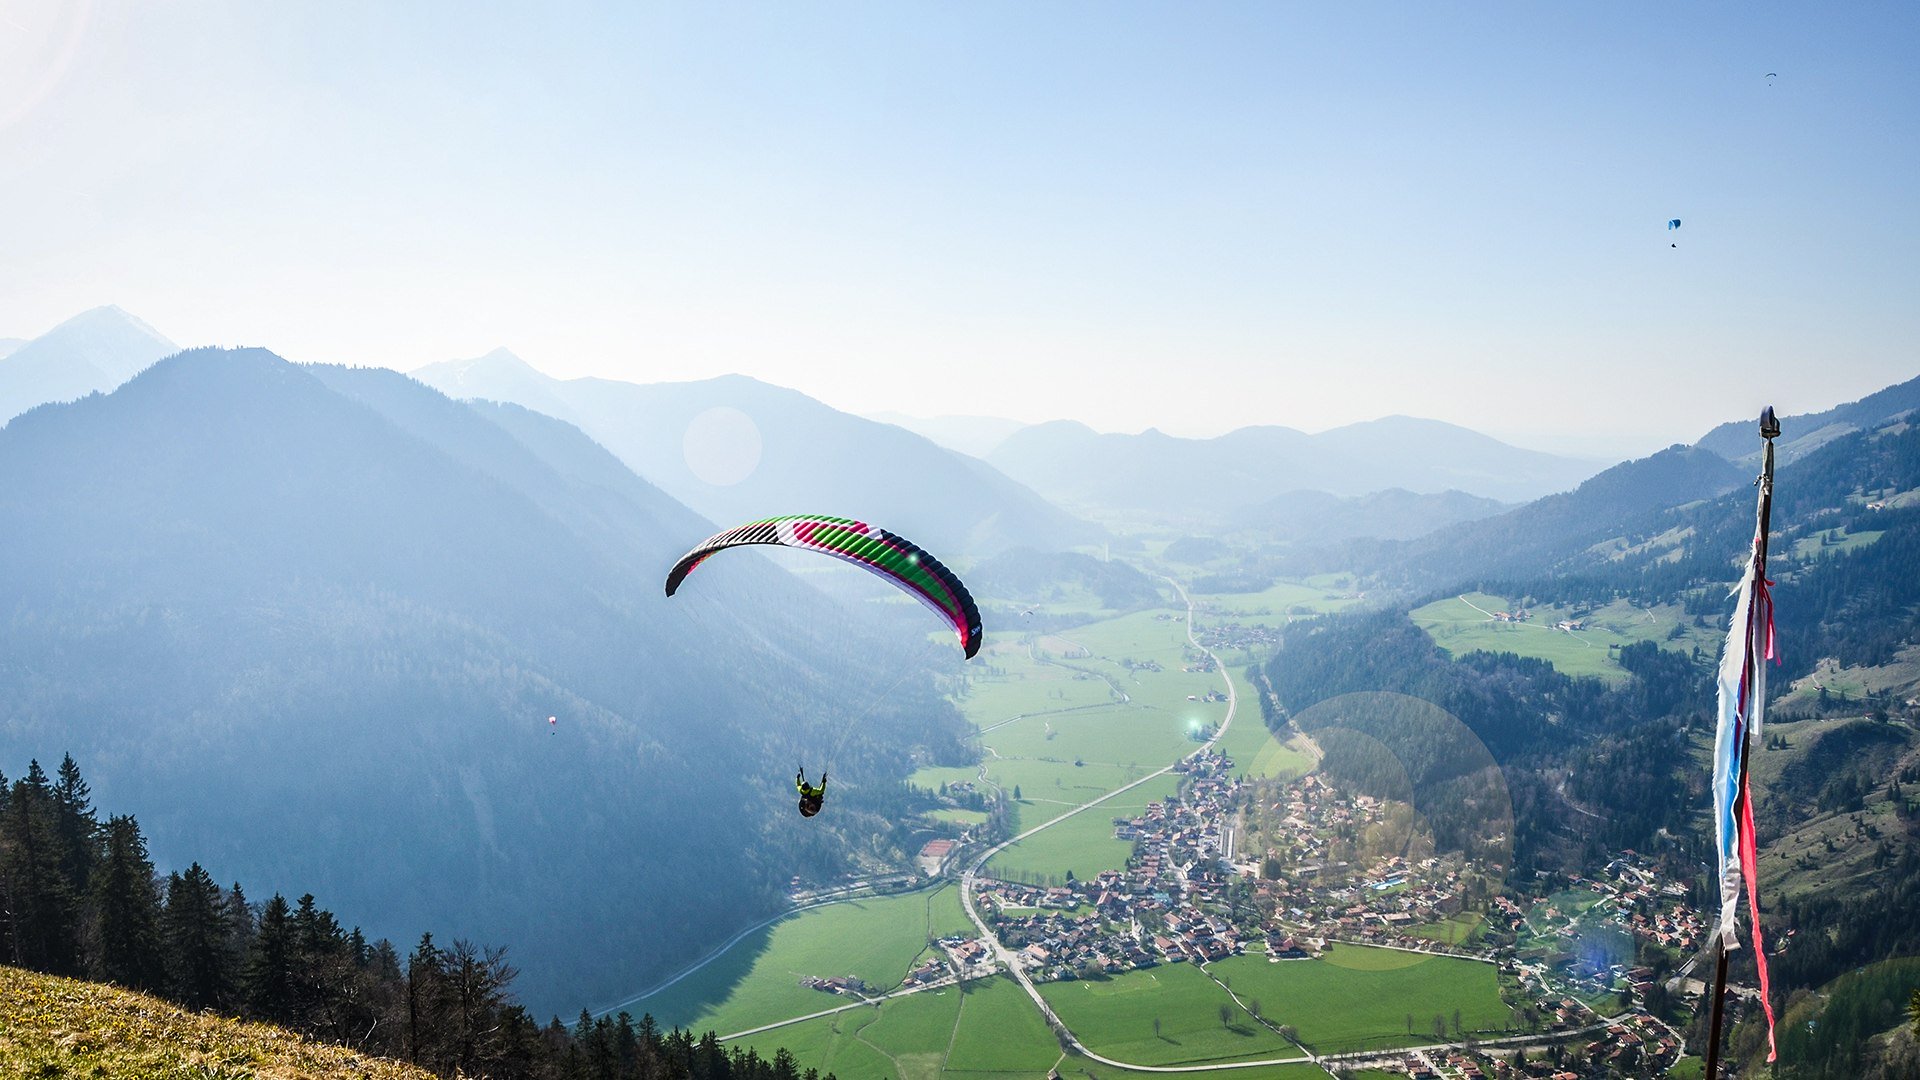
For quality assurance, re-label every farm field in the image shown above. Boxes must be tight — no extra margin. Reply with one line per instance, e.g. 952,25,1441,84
1192,579,1364,627
981,704,1196,766
985,772,1182,883
1058,1062,1331,1080
1790,526,1885,559
735,976,1063,1080
1410,592,1715,682
1038,963,1299,1066
1207,944,1515,1055
958,645,1121,719
1406,911,1484,946
918,604,1237,839
637,885,972,1036
686,580,1523,1080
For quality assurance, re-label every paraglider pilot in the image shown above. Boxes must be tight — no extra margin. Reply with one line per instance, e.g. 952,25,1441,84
796,768,828,818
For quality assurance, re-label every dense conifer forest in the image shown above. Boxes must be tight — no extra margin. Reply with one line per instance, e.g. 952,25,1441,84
0,753,833,1080
1264,418,1920,1042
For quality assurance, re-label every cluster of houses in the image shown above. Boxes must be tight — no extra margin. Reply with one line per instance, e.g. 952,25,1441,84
1251,772,1378,866
1355,1008,1681,1079
1112,752,1240,903
1193,619,1284,652
1268,854,1476,955
1581,1013,1684,1073
798,974,868,996
1495,852,1703,1010
910,737,1715,1069
939,935,993,974
1392,1048,1496,1079
1601,854,1705,955
1241,776,1487,957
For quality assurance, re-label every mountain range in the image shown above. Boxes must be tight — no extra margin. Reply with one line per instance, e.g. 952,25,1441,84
864,411,1030,458
0,346,971,1011
412,350,1099,558
985,416,1604,519
1695,373,1920,466
0,306,178,425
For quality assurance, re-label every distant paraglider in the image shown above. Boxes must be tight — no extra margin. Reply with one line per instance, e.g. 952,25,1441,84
1669,218,1682,248
548,715,557,734
1766,72,1778,85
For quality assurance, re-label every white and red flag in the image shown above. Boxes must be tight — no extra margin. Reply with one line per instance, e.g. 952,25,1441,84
1710,410,1780,1062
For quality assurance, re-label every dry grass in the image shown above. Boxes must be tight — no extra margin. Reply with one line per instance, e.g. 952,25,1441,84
0,964,433,1080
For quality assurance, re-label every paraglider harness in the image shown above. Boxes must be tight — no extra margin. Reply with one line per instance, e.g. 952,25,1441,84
796,768,827,818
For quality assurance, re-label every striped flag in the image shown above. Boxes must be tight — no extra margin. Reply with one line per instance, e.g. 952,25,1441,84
1710,466,1780,1061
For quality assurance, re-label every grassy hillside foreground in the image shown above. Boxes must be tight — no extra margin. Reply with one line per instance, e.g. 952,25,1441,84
0,964,431,1080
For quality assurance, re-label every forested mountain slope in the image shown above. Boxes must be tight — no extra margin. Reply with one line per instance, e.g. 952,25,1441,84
1266,415,1920,1023
0,348,970,1011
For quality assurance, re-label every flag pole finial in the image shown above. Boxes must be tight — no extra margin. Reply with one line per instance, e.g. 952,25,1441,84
1760,406,1780,440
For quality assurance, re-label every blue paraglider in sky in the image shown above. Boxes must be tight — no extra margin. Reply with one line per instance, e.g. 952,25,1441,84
1668,218,1681,248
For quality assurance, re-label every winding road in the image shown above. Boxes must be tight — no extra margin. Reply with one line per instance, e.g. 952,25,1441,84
953,578,1324,1073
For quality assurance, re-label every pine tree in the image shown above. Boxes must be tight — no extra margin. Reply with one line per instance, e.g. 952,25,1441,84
290,893,349,1037
407,932,448,1070
162,862,234,1009
225,880,255,966
243,894,297,1024
0,765,10,964
1,761,82,974
52,754,100,895
443,938,517,1075
86,814,166,990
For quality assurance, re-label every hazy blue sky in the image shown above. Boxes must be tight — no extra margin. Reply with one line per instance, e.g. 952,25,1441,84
4,2,1916,456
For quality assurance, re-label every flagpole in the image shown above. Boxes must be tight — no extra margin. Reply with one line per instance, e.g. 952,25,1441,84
1703,406,1779,1079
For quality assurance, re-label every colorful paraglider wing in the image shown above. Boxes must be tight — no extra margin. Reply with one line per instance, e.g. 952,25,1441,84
665,515,983,659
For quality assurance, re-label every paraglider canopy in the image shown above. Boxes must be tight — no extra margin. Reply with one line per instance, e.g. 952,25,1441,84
665,514,983,659
1668,219,1682,230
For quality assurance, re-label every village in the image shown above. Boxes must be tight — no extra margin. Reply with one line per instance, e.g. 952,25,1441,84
890,752,1710,1075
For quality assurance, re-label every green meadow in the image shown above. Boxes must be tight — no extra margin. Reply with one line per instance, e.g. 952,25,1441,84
1405,911,1483,946
919,604,1239,842
1410,592,1716,683
1057,1064,1329,1080
1038,963,1299,1066
684,595,1520,1080
986,772,1182,883
735,976,1063,1080
1790,526,1885,559
1194,579,1364,628
638,885,972,1036
1207,944,1514,1055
